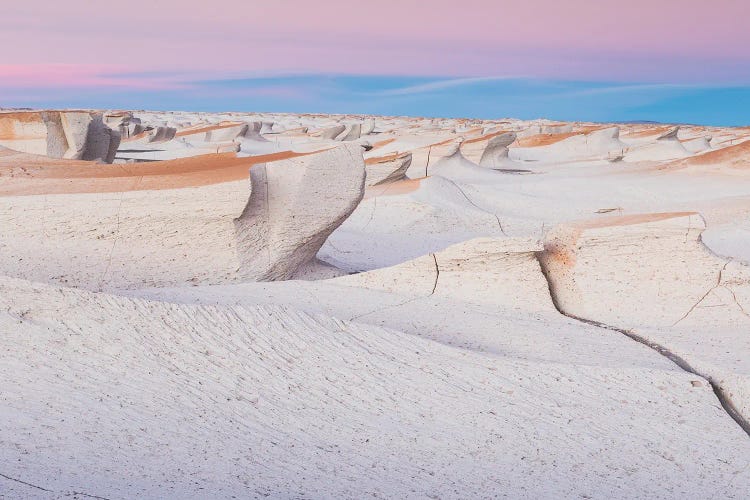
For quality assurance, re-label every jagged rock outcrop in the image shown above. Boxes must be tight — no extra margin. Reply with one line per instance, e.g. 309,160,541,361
146,126,177,143
0,110,120,163
657,126,680,141
361,119,375,135
241,121,269,142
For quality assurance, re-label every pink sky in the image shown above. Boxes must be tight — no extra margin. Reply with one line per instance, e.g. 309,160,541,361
3,0,749,88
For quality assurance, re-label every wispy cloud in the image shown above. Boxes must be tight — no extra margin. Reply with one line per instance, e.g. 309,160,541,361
366,76,526,96
559,82,749,98
2,72,749,126
0,65,192,90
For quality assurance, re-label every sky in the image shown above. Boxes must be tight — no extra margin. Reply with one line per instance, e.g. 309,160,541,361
2,0,749,124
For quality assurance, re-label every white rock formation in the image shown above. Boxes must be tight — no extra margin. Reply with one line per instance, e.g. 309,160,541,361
510,126,627,162
0,110,120,162
236,143,365,280
3,109,750,498
364,152,412,186
0,144,365,288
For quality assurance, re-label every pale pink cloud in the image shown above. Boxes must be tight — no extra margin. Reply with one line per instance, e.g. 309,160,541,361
0,64,191,90
2,0,749,82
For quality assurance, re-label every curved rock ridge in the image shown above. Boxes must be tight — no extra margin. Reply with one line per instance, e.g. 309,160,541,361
0,144,365,289
428,140,506,181
364,152,412,186
479,132,519,168
336,122,362,141
682,135,712,153
510,126,627,162
624,126,690,162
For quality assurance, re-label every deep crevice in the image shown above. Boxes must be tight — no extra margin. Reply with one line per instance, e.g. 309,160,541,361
430,253,440,295
534,251,750,438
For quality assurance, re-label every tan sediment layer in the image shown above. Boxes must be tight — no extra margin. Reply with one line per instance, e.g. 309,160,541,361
0,111,46,140
622,126,674,139
671,140,750,168
369,138,396,150
174,121,246,137
0,149,317,196
516,126,603,147
653,140,750,172
365,152,410,165
364,177,424,199
462,130,509,145
543,212,697,269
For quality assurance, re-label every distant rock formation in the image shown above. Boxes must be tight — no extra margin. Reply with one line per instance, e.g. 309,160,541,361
365,152,412,186
315,124,346,140
336,123,362,141
479,132,518,168
511,127,627,162
0,110,120,163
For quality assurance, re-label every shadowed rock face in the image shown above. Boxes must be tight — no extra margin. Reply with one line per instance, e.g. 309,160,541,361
0,111,120,163
429,141,506,182
657,126,681,141
479,132,517,168
315,124,346,140
146,126,177,143
336,122,362,141
81,115,121,162
365,152,412,186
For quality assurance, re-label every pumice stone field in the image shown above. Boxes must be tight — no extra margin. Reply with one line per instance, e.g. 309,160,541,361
1,108,750,498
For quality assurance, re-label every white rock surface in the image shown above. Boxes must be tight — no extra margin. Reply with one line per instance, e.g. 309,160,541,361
2,108,750,498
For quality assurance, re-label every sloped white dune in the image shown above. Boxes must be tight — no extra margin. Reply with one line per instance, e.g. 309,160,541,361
538,213,750,424
3,270,750,498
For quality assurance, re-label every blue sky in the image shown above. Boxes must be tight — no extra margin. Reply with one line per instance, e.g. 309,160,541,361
4,75,749,126
4,1,750,125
